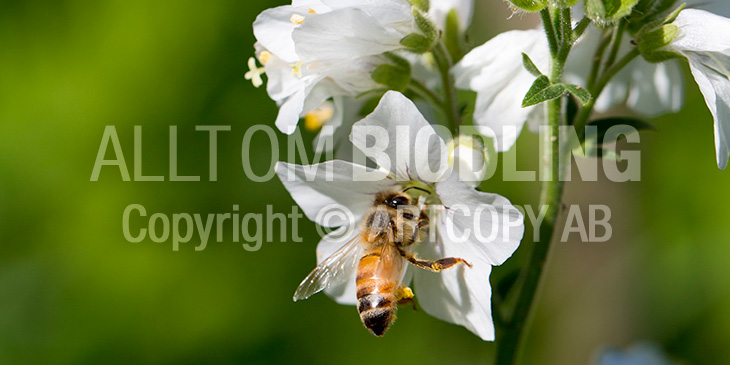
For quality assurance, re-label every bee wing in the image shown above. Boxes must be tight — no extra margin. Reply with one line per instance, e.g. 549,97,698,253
292,235,364,302
375,242,407,284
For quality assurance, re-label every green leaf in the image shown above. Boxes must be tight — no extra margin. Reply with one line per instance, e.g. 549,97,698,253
443,8,465,62
400,33,433,53
582,117,658,144
522,53,543,77
563,84,592,106
507,0,548,12
371,61,411,91
522,76,566,107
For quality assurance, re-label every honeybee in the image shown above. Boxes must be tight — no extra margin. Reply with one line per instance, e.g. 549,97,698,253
293,188,472,337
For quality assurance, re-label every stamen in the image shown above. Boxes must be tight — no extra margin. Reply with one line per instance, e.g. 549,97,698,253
244,57,266,88
258,51,271,64
290,61,303,78
290,14,305,24
307,8,316,14
304,101,335,131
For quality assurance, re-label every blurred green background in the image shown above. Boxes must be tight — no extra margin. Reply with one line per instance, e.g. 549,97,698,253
1,0,729,363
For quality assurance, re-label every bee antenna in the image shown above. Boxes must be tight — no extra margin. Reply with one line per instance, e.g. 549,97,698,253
402,186,431,195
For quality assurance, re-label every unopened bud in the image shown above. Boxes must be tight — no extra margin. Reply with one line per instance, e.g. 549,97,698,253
637,24,681,63
507,0,548,12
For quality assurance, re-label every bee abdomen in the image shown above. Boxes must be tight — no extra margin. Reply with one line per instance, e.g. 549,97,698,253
357,294,396,337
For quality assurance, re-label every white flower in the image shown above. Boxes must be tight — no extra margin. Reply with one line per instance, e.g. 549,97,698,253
276,91,524,340
453,27,684,152
252,0,416,134
452,29,550,152
667,9,730,169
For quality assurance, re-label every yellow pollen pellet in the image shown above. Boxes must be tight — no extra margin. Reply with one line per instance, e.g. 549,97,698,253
290,14,305,24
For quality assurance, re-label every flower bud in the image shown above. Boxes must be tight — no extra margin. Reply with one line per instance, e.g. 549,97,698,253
448,136,489,187
400,7,439,53
637,24,681,62
408,0,430,12
506,0,548,12
585,0,640,25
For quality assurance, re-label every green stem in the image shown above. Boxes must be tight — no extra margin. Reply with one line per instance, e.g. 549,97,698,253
493,7,572,364
586,30,613,91
433,42,461,133
556,7,573,69
540,9,559,57
572,17,591,41
604,20,627,71
573,48,641,138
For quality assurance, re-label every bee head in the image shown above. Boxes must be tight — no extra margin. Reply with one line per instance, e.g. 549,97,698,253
385,193,410,209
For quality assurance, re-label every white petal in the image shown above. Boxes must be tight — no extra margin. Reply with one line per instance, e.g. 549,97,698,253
256,45,303,102
293,8,406,64
253,6,306,63
322,0,414,30
275,160,399,226
412,242,495,340
670,9,730,168
671,9,730,53
275,87,306,135
317,226,360,305
350,91,451,182
292,0,331,13
435,174,524,266
453,29,549,152
685,54,730,169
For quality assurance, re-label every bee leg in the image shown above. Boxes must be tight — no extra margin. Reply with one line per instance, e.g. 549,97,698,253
396,286,418,311
398,249,472,272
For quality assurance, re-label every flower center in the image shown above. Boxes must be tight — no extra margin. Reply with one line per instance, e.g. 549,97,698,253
290,61,303,78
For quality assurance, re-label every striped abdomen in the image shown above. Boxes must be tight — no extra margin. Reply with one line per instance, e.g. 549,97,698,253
356,246,404,337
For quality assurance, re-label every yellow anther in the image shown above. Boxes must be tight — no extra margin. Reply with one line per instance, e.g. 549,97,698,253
308,8,317,14
304,101,335,131
290,61,303,78
258,51,271,64
290,14,305,24
244,57,266,88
